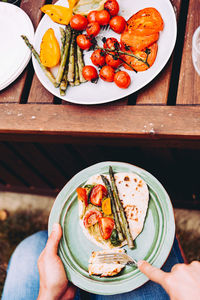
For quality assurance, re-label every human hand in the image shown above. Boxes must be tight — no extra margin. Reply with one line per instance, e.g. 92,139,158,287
138,260,200,300
37,223,76,300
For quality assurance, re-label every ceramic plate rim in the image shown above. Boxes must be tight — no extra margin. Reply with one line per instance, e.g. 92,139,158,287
33,0,177,105
48,161,175,295
0,3,34,91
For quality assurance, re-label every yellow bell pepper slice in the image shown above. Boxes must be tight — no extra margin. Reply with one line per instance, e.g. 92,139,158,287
102,198,112,215
40,5,73,25
68,0,79,9
40,28,61,68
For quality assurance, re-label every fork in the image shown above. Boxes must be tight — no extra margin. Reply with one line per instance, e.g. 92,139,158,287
101,24,110,31
94,252,138,266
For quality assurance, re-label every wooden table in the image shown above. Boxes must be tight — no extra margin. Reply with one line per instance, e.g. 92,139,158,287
0,0,200,148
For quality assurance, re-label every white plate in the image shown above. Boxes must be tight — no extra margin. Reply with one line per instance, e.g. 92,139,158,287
33,0,177,105
0,3,34,91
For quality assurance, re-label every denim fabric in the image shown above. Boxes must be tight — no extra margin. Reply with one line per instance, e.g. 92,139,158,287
2,231,184,300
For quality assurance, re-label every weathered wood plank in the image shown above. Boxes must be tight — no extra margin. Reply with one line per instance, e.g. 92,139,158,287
136,0,181,105
176,0,200,104
0,104,200,147
0,71,27,104
27,0,56,104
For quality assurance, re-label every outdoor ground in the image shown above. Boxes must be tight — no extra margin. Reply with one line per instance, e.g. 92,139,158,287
0,192,200,297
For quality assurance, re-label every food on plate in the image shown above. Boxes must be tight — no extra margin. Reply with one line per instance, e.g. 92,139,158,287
120,7,163,69
73,0,107,15
99,65,115,82
126,7,164,36
86,22,101,37
70,14,88,31
96,9,111,26
40,5,73,25
109,15,126,33
40,28,61,68
91,49,106,67
121,42,158,72
114,70,131,88
76,34,93,50
22,1,165,98
105,52,122,69
21,35,56,86
82,65,98,82
88,249,125,276
77,166,149,249
121,30,159,52
87,10,98,23
104,0,119,17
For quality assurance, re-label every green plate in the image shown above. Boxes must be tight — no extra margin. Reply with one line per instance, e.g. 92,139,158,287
48,161,175,295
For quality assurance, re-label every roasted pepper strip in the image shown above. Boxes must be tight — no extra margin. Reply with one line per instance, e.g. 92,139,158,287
40,5,73,25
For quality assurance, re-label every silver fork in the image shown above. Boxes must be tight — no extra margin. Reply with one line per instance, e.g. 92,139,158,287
94,252,138,266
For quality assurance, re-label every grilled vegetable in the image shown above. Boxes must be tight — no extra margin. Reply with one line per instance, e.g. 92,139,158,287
101,175,124,242
77,44,87,82
40,28,61,68
102,198,112,215
67,30,76,84
21,35,56,86
40,5,73,25
55,25,72,87
109,166,134,249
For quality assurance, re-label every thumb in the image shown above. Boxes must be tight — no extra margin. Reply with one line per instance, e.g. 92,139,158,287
45,223,62,255
137,260,167,286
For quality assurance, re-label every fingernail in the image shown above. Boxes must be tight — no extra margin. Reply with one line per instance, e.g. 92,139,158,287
52,223,60,232
137,260,145,267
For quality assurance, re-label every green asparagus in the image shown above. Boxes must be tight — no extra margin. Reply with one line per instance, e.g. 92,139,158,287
59,27,66,58
109,166,134,249
21,35,56,86
101,175,124,242
67,30,76,84
55,25,72,87
77,44,87,83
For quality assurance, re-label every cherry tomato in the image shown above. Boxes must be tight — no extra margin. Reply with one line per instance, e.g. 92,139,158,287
87,10,97,23
86,22,101,37
104,0,119,17
90,184,107,206
76,34,92,50
109,15,126,33
96,10,110,26
105,52,122,68
103,37,120,50
99,217,115,239
83,210,103,228
99,65,115,82
91,49,106,67
82,65,98,82
76,187,88,206
114,71,131,88
70,14,88,31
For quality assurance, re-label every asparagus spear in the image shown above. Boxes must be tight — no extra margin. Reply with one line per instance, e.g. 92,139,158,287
109,166,135,249
67,30,76,84
101,175,124,242
59,27,66,58
21,35,56,86
60,71,68,96
77,44,87,83
74,44,80,86
55,25,72,87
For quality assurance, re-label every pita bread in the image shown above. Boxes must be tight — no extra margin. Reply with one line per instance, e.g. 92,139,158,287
78,172,149,249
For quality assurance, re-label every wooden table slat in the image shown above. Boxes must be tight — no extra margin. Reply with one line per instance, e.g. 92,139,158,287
176,0,200,104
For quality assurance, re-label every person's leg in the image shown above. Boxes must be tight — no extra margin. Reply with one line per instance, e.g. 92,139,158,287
90,237,184,300
2,231,48,300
